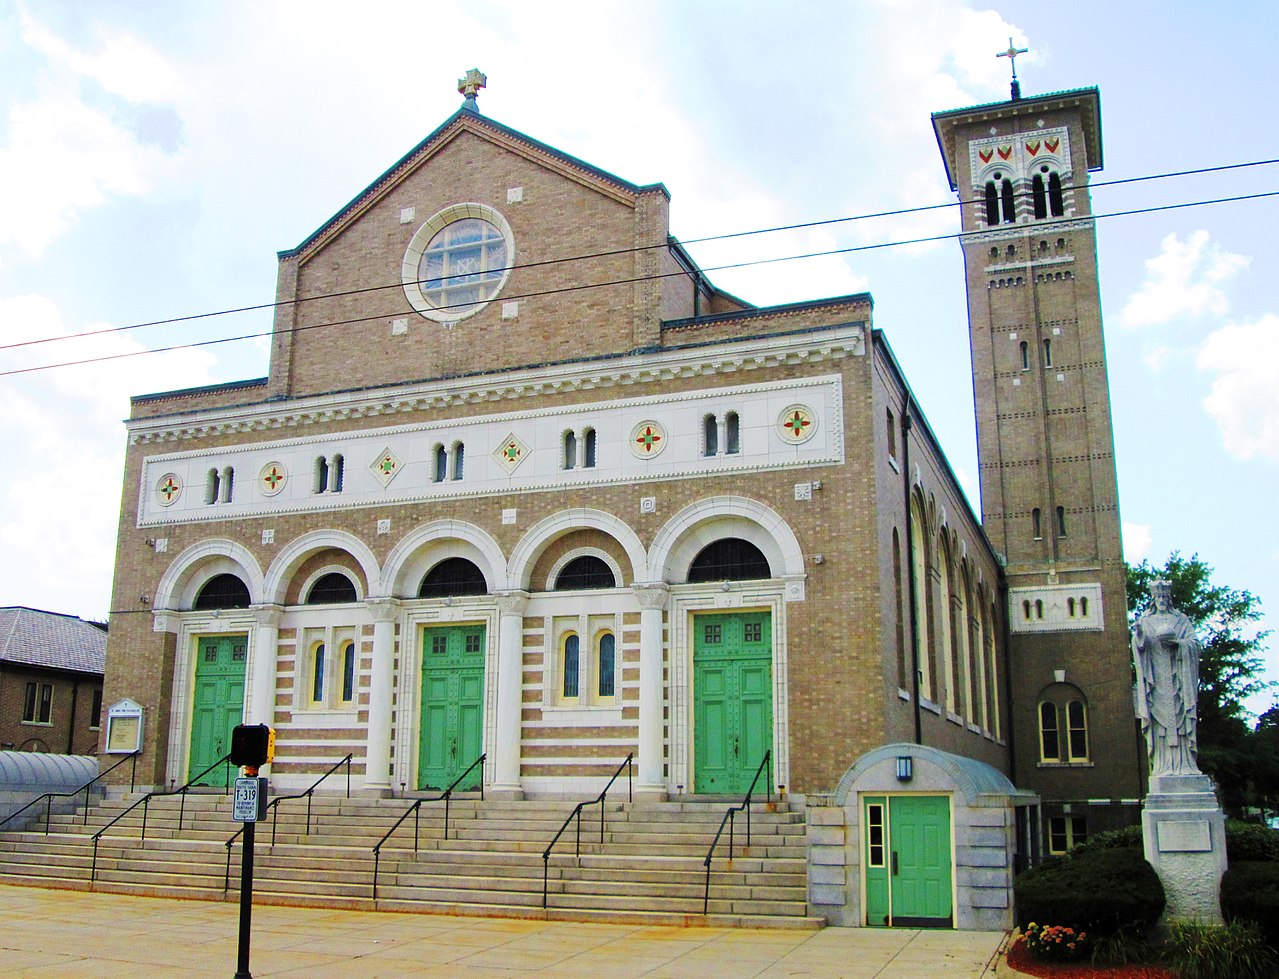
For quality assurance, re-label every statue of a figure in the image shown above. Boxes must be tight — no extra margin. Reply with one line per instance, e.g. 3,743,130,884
1133,580,1203,776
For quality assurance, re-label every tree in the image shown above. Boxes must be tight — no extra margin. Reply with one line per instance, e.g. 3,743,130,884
1127,553,1273,816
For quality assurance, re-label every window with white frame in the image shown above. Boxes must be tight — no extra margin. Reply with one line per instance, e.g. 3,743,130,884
299,627,358,711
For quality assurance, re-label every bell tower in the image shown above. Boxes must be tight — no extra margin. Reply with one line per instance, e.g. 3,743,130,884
932,80,1143,847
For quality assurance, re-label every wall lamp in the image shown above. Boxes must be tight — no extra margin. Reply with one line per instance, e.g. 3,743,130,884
896,756,914,782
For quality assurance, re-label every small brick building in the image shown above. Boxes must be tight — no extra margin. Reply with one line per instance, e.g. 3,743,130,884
101,74,1140,927
0,607,106,756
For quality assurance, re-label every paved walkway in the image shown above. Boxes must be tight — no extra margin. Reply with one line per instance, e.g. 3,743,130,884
0,884,1008,977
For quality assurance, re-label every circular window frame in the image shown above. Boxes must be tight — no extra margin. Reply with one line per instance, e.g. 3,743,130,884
401,203,515,325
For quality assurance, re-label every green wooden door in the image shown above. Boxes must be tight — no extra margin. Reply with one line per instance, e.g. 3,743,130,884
189,635,247,786
693,612,772,794
418,625,485,790
863,795,953,927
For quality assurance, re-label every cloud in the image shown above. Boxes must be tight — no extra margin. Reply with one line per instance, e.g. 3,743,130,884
1197,313,1279,462
1120,231,1250,328
1123,523,1153,563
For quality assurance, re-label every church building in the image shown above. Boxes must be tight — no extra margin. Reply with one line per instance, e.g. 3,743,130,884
99,68,1140,927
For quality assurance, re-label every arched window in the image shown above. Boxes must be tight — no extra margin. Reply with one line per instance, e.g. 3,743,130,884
1032,173,1047,219
332,455,344,492
418,557,488,598
1067,597,1077,617
314,456,329,494
1039,702,1061,761
725,412,740,454
1048,173,1064,216
1022,599,1032,620
597,633,616,698
687,538,771,582
1035,599,1044,619
893,529,906,690
311,643,326,704
1000,178,1016,223
1042,338,1053,367
206,468,220,505
194,573,251,610
562,634,580,699
1080,596,1089,617
1020,341,1030,370
1067,700,1089,760
1032,507,1042,540
583,428,597,468
340,641,356,704
433,444,447,483
563,430,577,470
984,182,999,226
554,555,617,590
1056,506,1067,537
221,467,234,503
451,442,465,480
306,572,357,605
703,414,718,457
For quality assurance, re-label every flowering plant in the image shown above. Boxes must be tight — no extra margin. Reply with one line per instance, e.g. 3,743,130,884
1022,921,1089,962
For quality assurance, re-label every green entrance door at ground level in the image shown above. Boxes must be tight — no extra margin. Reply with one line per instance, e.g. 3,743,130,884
693,611,772,794
864,794,953,928
189,635,247,786
418,624,485,790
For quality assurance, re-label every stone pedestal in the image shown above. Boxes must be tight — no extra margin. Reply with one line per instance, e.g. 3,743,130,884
1142,774,1226,924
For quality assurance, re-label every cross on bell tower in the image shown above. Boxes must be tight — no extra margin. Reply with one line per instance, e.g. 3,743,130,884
458,68,487,113
997,38,1029,101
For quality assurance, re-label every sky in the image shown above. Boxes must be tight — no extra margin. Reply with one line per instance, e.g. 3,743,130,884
1,1,1275,710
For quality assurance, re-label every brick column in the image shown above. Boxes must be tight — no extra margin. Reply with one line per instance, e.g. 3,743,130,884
365,598,400,792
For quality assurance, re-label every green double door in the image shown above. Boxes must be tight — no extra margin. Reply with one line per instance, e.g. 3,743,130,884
864,795,953,927
189,635,247,786
693,611,772,794
418,625,485,790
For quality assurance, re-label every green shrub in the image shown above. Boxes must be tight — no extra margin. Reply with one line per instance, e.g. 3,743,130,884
1069,823,1143,857
1014,846,1164,937
1088,923,1160,966
1222,861,1279,950
1226,820,1279,862
1162,918,1276,979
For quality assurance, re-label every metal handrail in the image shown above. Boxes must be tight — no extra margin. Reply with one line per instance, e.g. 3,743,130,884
541,753,633,908
90,752,233,883
221,753,354,890
370,753,485,900
702,750,772,914
0,750,138,834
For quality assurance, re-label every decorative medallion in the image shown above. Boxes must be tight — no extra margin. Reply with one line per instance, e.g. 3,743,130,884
370,447,402,487
258,462,287,496
155,473,182,507
493,433,530,473
629,420,667,459
777,404,817,444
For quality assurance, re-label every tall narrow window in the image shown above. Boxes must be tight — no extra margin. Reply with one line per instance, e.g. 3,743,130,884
206,468,220,505
1032,507,1042,539
1067,597,1077,617
984,182,999,226
1067,700,1089,760
1000,178,1016,223
332,455,344,492
703,414,718,456
311,644,326,703
1080,596,1089,617
563,430,577,470
725,412,740,454
1032,173,1047,219
1043,338,1053,367
22,682,38,722
1048,173,1064,216
1022,599,1032,620
340,641,356,704
38,684,52,723
451,442,465,480
597,633,616,698
887,408,897,458
867,803,886,867
583,428,597,468
1020,341,1030,370
221,467,234,503
434,444,447,483
315,456,329,494
1035,599,1044,619
1039,702,1061,761
1056,506,1067,537
562,634,580,699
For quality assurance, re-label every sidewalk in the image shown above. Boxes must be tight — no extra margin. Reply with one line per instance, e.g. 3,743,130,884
0,883,1008,977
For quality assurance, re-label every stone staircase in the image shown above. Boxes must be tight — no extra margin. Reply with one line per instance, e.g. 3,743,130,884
0,792,818,927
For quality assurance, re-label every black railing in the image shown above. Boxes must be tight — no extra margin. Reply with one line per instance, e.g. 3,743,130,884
222,753,354,891
0,750,138,835
541,753,633,908
702,749,772,914
371,753,485,900
90,752,234,883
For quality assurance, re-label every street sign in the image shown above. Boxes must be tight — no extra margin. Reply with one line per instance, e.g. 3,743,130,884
233,776,268,822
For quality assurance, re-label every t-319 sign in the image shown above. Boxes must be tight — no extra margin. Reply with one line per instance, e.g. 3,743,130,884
232,776,269,822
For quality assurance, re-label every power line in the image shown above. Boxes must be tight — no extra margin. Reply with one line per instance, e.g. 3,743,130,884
2,157,1275,357
2,188,1277,379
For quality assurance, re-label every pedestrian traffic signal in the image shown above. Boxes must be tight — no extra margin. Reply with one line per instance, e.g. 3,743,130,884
229,724,274,767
